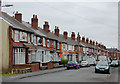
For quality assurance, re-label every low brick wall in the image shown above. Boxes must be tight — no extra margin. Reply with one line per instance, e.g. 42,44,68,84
47,62,54,69
13,64,39,72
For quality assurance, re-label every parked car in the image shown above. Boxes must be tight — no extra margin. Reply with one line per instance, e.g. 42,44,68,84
67,61,80,70
86,57,96,66
111,60,119,67
95,61,110,74
80,61,90,67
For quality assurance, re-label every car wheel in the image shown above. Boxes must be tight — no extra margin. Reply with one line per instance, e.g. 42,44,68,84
75,66,78,69
67,67,69,70
107,70,110,74
95,70,97,73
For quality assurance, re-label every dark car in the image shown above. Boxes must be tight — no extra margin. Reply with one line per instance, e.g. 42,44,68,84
67,61,80,70
95,61,110,74
111,60,119,67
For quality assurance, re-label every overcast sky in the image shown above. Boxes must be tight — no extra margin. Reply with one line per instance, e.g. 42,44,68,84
1,1,118,48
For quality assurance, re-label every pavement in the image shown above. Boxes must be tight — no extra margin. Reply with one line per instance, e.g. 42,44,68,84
14,66,119,82
2,67,66,82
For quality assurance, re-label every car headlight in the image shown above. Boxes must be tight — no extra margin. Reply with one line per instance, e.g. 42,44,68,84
105,67,109,69
96,66,99,69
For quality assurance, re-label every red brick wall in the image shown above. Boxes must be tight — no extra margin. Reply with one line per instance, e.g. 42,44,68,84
59,43,61,50
14,64,39,72
50,40,54,48
47,62,54,69
9,26,13,71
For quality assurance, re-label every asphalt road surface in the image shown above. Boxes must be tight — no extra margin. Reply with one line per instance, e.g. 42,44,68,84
14,66,119,82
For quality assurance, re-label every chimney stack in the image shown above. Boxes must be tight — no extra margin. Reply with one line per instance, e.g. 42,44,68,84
71,32,75,41
96,41,98,46
77,32,81,42
82,36,85,43
15,11,22,23
31,14,38,30
93,41,95,45
54,26,59,36
63,31,68,39
86,38,89,44
90,40,92,45
43,21,49,32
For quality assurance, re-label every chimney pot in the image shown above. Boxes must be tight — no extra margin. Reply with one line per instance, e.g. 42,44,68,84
54,26,59,36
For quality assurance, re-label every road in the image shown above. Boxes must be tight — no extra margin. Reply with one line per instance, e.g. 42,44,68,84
14,66,119,82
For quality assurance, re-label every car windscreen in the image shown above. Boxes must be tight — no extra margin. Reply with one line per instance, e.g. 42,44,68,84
68,61,75,64
112,61,118,63
81,61,87,63
97,61,108,66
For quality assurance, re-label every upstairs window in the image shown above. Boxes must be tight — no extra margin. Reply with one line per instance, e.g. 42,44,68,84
20,31,27,41
43,38,46,47
37,37,42,45
12,29,14,39
14,30,19,42
54,41,56,48
31,34,34,43
67,44,69,50
28,33,30,43
75,46,77,50
57,42,60,49
47,39,49,47
34,36,36,44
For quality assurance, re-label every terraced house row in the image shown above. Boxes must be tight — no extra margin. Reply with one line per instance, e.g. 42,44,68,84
0,11,119,73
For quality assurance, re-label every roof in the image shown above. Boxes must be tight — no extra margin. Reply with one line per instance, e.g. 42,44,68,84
2,12,33,33
2,12,46,37
35,45,50,51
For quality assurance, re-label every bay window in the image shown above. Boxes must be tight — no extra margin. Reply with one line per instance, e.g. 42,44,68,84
32,51,36,62
13,48,25,64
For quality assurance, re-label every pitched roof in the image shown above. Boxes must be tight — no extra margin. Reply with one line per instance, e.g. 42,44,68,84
2,12,33,32
2,12,46,37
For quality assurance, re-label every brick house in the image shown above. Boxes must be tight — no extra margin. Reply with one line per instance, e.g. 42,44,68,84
1,11,117,73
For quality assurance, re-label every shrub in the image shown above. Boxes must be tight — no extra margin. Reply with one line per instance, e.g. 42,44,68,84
61,59,68,66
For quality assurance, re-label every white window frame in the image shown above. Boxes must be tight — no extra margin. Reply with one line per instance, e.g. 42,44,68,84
14,30,19,42
31,34,34,43
34,36,36,45
32,51,36,62
43,37,46,47
20,32,27,42
57,42,59,49
28,33,30,43
54,41,56,48
14,48,25,64
47,39,49,47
